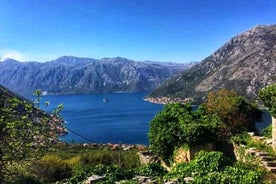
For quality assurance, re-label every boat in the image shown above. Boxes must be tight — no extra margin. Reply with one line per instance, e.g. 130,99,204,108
103,99,109,103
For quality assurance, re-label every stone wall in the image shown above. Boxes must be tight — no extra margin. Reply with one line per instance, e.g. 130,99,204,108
174,143,214,163
272,116,276,150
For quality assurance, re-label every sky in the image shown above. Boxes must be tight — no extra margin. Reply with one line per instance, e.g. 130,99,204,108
0,0,275,63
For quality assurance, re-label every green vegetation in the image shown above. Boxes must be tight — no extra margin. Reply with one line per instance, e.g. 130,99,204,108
1,86,275,183
28,145,140,183
148,103,219,162
166,151,265,184
148,89,262,163
259,83,276,117
231,132,276,158
0,90,64,183
262,124,272,138
204,89,262,134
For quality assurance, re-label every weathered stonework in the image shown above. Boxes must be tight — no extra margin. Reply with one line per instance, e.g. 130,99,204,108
174,143,214,163
272,116,276,150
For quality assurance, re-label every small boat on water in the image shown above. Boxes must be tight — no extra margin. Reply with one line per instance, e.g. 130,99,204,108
103,98,109,103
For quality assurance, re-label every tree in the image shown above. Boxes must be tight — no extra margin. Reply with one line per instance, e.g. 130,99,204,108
148,103,217,162
148,103,185,162
0,90,64,183
258,84,276,117
258,83,276,149
204,89,262,136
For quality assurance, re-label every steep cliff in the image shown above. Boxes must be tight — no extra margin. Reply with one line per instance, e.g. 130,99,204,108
147,25,276,104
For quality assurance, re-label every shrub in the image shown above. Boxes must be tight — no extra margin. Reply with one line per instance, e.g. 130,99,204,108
262,124,272,138
80,151,113,165
31,155,72,183
148,103,218,163
230,132,251,145
191,151,232,175
11,175,42,184
166,151,265,184
136,163,167,178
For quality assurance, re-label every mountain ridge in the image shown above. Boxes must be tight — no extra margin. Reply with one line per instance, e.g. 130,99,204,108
146,25,276,104
0,56,195,95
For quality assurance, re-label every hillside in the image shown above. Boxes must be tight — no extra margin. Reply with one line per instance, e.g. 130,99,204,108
0,56,195,95
146,25,276,104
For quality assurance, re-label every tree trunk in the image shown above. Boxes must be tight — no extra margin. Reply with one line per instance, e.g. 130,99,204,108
272,116,276,150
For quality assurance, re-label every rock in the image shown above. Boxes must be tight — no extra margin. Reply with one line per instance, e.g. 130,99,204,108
147,25,276,104
255,152,270,157
248,132,255,136
184,177,194,183
133,176,156,184
260,156,275,161
84,175,106,184
265,139,273,145
261,161,276,167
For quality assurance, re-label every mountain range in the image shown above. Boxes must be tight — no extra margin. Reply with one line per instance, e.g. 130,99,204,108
0,56,195,95
146,25,276,104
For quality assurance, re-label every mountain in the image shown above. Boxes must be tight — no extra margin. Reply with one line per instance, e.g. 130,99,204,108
146,25,276,104
0,56,195,95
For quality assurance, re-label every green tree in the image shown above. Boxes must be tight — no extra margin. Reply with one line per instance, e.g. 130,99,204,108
0,90,64,183
258,84,276,117
148,103,185,162
259,83,276,149
148,103,217,162
204,89,262,136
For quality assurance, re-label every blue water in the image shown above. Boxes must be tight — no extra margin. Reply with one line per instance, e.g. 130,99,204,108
34,93,163,145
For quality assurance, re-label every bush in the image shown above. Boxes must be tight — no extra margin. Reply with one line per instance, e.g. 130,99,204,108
262,124,272,138
148,103,218,163
31,155,72,183
80,151,113,165
230,132,251,145
166,151,265,184
11,175,42,184
137,163,167,178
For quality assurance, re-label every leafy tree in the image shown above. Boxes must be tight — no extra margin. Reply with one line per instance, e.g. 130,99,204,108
148,103,218,162
0,90,64,183
148,103,185,162
258,83,276,117
204,89,262,135
259,84,276,149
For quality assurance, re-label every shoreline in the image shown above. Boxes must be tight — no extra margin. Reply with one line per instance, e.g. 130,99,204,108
61,142,148,151
144,96,192,104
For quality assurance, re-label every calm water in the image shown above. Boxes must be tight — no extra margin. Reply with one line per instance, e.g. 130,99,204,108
34,93,163,145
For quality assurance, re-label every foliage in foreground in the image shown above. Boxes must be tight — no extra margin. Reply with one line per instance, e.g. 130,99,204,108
148,103,221,162
148,89,262,163
166,151,265,184
16,148,267,184
204,89,262,134
0,89,64,183
28,145,140,183
258,83,276,117
262,124,272,138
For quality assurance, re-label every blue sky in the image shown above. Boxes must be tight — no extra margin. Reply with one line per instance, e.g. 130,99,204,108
0,0,275,63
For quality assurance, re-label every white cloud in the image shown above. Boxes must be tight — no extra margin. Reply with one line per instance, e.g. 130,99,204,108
0,49,25,62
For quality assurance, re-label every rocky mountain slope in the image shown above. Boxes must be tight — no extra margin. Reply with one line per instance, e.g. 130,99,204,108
146,25,276,104
0,56,194,95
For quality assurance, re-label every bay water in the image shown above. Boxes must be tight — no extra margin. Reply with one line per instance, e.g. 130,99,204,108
36,93,163,145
